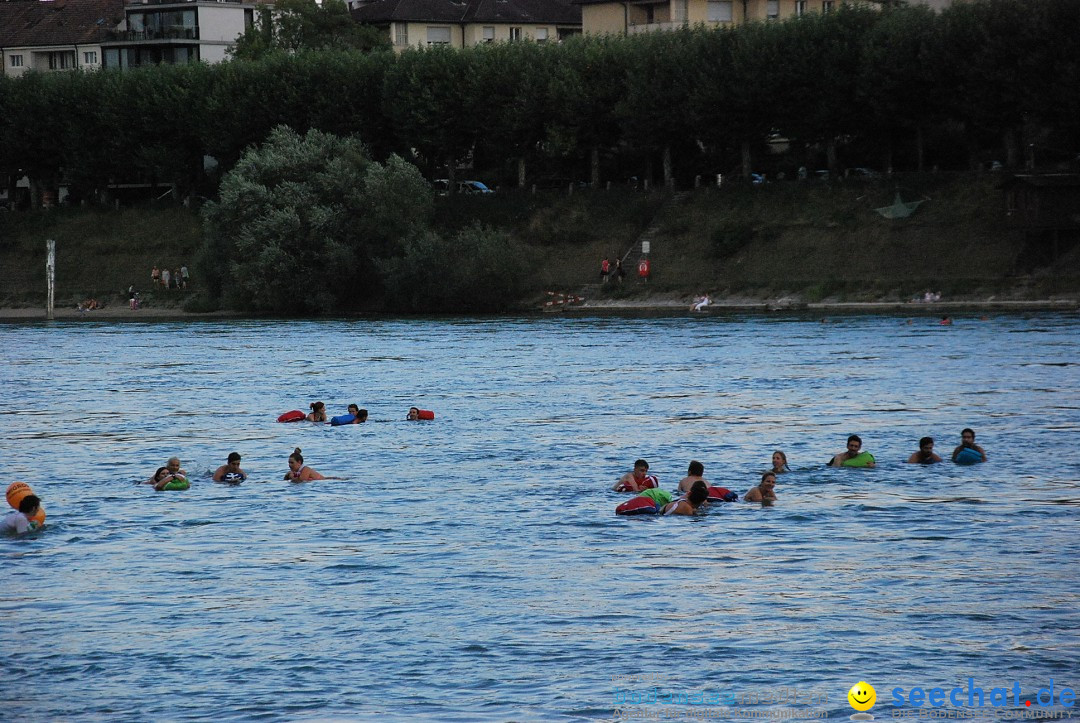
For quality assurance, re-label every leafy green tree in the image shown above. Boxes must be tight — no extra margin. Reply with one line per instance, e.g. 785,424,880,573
617,29,701,187
776,6,880,173
229,0,388,60
379,223,535,313
472,41,556,187
858,4,942,172
199,126,431,313
383,46,480,187
546,36,629,186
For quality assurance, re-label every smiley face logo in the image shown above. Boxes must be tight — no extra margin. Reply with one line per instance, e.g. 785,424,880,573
848,681,876,712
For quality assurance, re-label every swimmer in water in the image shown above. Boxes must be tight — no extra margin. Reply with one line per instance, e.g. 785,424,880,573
907,437,943,464
613,459,658,492
213,452,248,482
151,466,187,491
284,448,342,482
662,481,709,515
307,401,327,423
951,428,987,462
828,435,874,468
677,460,709,494
346,404,368,424
407,407,420,421
2,494,42,535
146,457,187,485
770,450,790,474
744,472,777,503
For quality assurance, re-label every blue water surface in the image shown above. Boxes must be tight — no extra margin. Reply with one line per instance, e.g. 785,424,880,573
1,314,1078,721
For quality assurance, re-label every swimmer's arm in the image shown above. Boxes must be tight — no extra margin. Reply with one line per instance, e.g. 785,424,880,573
930,453,943,463
745,489,761,502
906,453,920,464
212,467,225,482
975,445,987,460
865,459,875,468
951,446,962,461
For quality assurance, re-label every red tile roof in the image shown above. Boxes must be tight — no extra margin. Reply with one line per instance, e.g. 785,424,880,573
0,0,125,48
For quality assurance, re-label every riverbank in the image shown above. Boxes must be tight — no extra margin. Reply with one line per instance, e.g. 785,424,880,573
2,173,1078,314
3,296,1076,320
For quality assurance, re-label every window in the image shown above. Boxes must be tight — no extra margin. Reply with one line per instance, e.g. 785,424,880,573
395,22,408,46
822,0,834,11
708,0,733,22
482,26,495,43
795,0,807,14
535,27,548,42
83,51,98,65
48,51,76,70
510,26,522,41
426,26,451,45
767,0,779,19
9,54,23,68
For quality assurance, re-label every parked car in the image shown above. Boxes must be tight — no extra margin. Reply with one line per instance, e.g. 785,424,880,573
433,179,494,195
848,167,882,180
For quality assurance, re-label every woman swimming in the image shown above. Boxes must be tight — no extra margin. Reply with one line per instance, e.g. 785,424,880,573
770,450,791,474
284,448,341,482
307,402,327,423
744,472,777,504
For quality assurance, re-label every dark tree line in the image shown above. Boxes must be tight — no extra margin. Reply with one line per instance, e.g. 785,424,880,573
2,0,1078,207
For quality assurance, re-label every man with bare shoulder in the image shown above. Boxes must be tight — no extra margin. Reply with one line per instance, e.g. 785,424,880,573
613,459,659,492
952,428,987,462
677,460,709,494
828,435,875,468
907,437,943,464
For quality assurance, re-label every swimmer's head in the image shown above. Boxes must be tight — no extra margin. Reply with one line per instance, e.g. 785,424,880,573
407,407,420,420
760,472,777,490
634,459,649,473
228,452,242,463
688,460,704,476
688,482,708,507
166,457,181,473
310,401,325,413
154,466,171,481
772,450,788,468
357,408,368,421
919,437,934,452
846,435,862,454
961,428,975,443
18,494,40,515
289,448,303,466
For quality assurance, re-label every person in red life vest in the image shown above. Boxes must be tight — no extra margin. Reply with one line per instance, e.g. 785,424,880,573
613,459,659,492
638,257,651,281
600,257,611,283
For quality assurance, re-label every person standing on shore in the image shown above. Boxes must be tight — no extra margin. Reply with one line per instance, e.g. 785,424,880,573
161,268,171,290
600,257,610,284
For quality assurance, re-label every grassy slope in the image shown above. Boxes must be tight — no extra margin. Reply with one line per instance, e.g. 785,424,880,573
2,174,1077,308
0,207,202,307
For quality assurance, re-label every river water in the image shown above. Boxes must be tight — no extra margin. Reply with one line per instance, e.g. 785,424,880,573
1,314,1078,721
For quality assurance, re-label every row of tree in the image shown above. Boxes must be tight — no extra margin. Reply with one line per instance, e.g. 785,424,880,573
1,0,1078,206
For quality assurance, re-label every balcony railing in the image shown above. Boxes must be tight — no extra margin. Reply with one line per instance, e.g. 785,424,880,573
627,21,681,34
125,0,242,5
105,26,201,41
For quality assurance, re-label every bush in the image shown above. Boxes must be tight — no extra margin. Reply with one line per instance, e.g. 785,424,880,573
198,125,431,314
380,223,536,312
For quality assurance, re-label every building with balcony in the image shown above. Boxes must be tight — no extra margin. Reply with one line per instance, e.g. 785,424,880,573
100,0,257,69
0,0,125,78
350,0,581,50
576,0,882,37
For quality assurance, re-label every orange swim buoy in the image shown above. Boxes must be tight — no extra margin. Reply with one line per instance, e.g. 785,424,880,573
417,409,435,420
6,481,46,526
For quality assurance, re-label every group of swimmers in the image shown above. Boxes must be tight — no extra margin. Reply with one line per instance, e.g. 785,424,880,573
289,402,434,425
613,428,989,516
